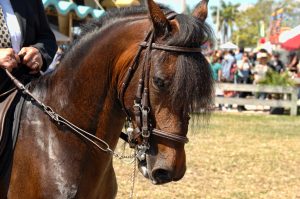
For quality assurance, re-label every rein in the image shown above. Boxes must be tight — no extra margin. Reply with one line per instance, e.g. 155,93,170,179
3,69,133,159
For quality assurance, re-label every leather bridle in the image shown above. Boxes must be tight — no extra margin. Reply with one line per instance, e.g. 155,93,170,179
118,13,203,160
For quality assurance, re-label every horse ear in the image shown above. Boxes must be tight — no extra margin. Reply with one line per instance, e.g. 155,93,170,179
146,0,170,36
192,0,209,22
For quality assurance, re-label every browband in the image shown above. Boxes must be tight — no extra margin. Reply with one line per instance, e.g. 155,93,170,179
139,42,203,53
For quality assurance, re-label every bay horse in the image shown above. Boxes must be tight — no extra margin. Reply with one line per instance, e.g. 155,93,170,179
1,0,213,198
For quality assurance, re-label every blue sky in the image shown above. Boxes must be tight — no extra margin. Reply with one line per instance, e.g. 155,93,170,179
155,0,259,14
154,0,259,30
186,0,258,8
187,0,258,26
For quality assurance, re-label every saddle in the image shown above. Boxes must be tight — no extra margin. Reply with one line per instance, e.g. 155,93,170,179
0,89,24,175
0,67,35,162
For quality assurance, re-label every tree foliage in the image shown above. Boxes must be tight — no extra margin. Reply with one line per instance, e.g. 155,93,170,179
232,0,274,47
279,0,300,28
211,0,240,32
259,70,295,86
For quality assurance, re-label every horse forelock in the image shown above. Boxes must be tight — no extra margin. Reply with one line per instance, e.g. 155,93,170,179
170,53,213,113
161,15,214,113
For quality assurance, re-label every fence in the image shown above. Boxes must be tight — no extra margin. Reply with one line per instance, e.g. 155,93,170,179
215,83,299,116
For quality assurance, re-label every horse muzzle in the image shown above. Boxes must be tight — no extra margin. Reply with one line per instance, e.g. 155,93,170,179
137,154,186,185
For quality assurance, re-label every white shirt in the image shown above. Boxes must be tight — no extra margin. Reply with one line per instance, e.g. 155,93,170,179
0,0,22,52
253,64,268,84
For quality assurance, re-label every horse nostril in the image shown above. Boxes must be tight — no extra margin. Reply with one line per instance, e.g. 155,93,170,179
152,169,172,184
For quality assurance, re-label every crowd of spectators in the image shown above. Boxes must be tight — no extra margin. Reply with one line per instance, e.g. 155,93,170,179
207,48,300,111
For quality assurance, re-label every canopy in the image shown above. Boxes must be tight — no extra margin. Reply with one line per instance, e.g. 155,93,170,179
43,0,105,19
279,25,300,51
219,42,238,50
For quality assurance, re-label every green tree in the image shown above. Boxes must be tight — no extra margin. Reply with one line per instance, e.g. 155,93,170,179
211,0,240,32
232,0,275,47
278,0,300,28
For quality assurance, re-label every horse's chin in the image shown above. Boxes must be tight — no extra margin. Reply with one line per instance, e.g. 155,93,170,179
137,159,171,185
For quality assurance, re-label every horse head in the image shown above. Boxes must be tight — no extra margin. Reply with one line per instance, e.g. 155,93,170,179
120,0,212,185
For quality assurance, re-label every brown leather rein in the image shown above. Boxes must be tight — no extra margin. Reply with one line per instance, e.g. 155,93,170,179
118,14,203,157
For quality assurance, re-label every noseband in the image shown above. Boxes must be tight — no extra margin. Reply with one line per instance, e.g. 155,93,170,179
119,14,203,159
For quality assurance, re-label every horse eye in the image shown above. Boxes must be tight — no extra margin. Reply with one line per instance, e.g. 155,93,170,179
153,77,166,90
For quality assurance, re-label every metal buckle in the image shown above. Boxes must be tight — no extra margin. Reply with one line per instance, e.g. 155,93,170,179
133,100,141,109
142,106,150,113
125,123,137,148
142,128,150,138
136,144,149,161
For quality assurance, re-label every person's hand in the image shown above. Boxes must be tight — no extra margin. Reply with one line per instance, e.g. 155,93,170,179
0,48,20,71
19,47,43,74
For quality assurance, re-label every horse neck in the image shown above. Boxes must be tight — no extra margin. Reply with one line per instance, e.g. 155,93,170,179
38,18,148,147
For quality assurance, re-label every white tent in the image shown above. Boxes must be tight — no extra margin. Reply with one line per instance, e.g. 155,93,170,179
219,42,238,50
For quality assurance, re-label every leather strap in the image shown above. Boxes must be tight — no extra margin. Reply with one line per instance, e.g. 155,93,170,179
140,42,203,53
152,129,189,144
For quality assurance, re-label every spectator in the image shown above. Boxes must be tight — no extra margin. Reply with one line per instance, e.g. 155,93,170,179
211,54,224,110
252,50,270,84
269,52,285,73
236,52,251,111
248,51,256,69
221,50,236,83
237,52,251,84
211,55,223,81
235,47,244,62
252,50,270,99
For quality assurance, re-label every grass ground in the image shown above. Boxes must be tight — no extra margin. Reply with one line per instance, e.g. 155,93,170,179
113,113,300,199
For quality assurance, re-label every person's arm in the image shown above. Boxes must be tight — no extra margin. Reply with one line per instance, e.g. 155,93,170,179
20,0,57,72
